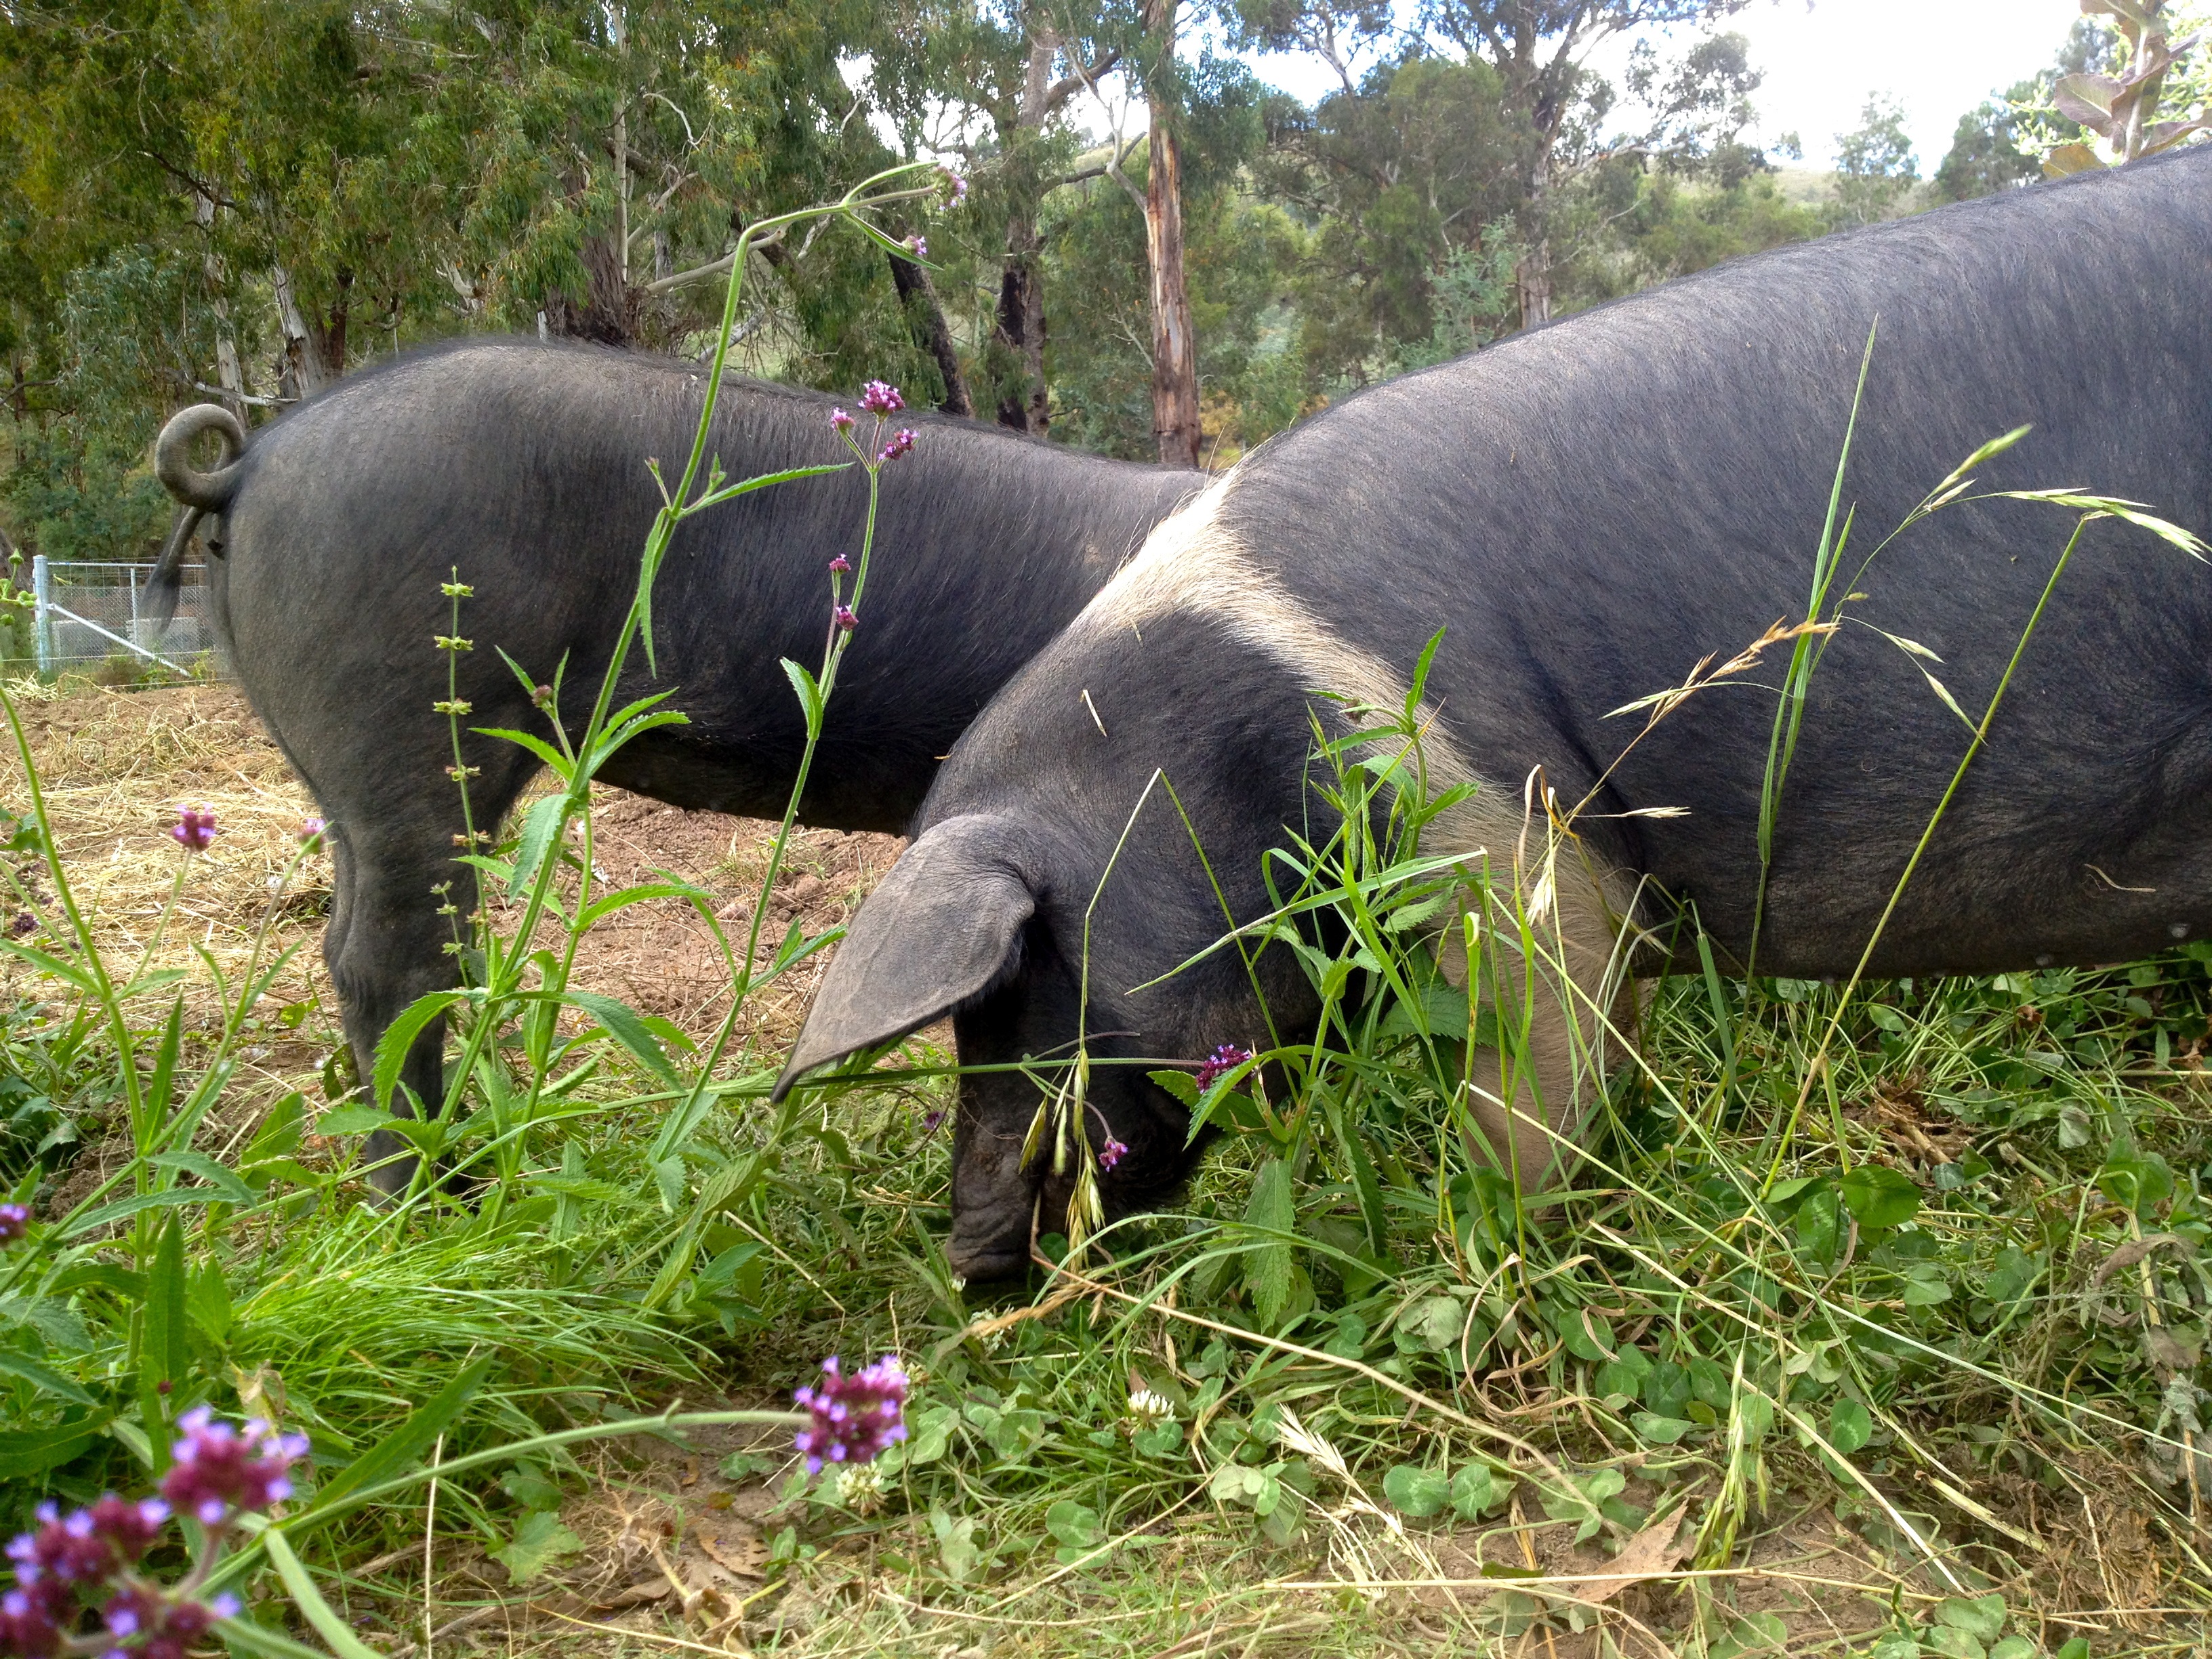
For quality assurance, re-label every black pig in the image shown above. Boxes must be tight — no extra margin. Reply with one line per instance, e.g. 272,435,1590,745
152,340,1196,1187
777,150,2212,1280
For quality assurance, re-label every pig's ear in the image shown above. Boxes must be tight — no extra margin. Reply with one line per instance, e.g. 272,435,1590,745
773,815,1038,1100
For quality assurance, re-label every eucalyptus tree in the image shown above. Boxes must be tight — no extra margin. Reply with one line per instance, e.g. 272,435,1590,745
0,1,470,558
1253,54,1521,383
867,0,1139,433
1417,0,1753,324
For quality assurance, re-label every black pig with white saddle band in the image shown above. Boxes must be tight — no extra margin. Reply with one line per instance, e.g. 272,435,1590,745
150,339,1197,1191
776,149,2212,1282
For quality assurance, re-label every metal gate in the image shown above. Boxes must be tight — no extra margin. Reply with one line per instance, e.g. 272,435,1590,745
29,556,230,679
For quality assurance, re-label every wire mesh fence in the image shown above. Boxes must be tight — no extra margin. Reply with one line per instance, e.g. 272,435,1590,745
28,557,231,680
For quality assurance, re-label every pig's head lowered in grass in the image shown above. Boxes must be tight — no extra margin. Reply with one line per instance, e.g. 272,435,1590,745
769,489,1615,1281
771,590,1342,1281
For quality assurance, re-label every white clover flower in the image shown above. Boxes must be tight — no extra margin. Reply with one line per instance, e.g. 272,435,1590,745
832,1461,886,1516
1126,1387,1176,1427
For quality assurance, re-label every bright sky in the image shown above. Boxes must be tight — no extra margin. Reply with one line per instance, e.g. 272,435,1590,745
1242,0,2085,172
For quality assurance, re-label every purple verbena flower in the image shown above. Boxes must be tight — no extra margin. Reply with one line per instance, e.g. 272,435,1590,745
920,1108,945,1139
937,167,968,207
1193,1043,1254,1092
833,604,858,632
857,380,904,416
298,817,324,846
102,1591,232,1659
830,407,855,432
100,1586,161,1639
1098,1134,1129,1172
167,806,218,853
904,234,928,259
10,1500,118,1587
827,554,851,575
157,1409,307,1530
877,428,916,465
793,1355,909,1473
0,1583,62,1659
0,1204,26,1243
7,912,30,938
81,1497,167,1570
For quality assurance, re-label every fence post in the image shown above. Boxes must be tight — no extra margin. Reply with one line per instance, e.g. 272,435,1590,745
30,554,51,677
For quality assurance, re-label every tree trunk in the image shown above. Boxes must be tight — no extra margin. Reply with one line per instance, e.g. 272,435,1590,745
890,252,974,417
193,192,247,421
1142,0,1202,469
306,266,351,382
271,266,326,399
1515,237,1551,329
993,207,1049,432
544,232,640,346
989,29,1056,434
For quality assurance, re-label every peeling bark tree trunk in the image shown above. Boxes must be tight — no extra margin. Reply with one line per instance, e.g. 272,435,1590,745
193,193,246,421
994,207,1048,432
306,266,351,381
890,252,974,417
1142,0,1202,469
1515,236,1552,329
272,264,350,397
544,233,640,346
1515,130,1556,329
1502,30,1563,331
271,266,325,399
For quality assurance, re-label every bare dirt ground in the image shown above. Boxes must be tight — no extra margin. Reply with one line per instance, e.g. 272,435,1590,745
1,679,899,1213
1,679,899,1057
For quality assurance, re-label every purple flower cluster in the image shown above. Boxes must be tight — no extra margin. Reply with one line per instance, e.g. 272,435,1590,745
167,807,218,854
877,428,916,465
793,1355,909,1474
2,1489,239,1659
827,554,851,575
96,1586,233,1659
1098,1134,1130,1172
7,1498,165,1590
298,817,324,847
938,167,968,207
858,380,904,416
830,407,855,432
0,1205,26,1244
1194,1043,1254,1092
833,604,859,633
158,1408,307,1528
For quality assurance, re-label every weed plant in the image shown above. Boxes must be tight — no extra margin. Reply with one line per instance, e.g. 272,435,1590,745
2,227,2211,1656
0,167,947,1655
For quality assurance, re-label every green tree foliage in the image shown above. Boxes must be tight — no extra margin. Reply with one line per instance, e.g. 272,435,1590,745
1932,87,2047,203
1256,56,1521,386
7,0,2148,565
1552,165,1826,307
0,0,914,560
1832,94,1919,226
1933,22,2106,203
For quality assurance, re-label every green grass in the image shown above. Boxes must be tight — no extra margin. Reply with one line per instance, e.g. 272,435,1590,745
4,701,2211,1659
13,730,2210,1655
